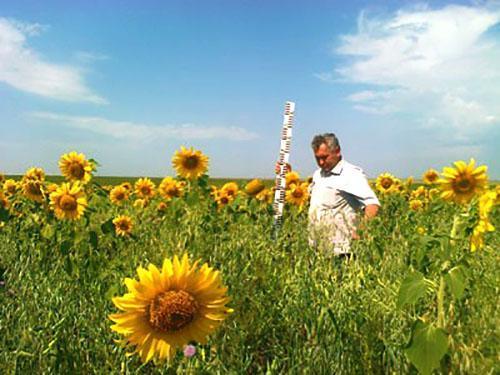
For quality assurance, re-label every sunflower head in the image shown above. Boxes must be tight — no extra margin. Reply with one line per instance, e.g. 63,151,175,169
24,167,45,181
221,182,239,198
3,179,18,195
49,182,87,220
113,215,133,236
172,146,209,179
0,192,9,209
121,182,133,191
159,177,185,200
286,182,310,207
134,198,147,209
376,173,400,194
245,179,265,196
157,201,168,212
21,179,45,202
470,218,495,252
59,152,94,183
109,254,233,363
134,178,156,199
214,189,234,208
285,171,300,188
423,168,439,185
110,185,129,205
438,159,488,205
409,199,424,211
255,188,273,204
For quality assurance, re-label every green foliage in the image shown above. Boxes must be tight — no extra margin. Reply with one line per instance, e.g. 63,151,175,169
0,181,498,373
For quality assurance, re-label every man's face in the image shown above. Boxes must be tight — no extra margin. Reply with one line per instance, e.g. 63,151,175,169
314,143,341,172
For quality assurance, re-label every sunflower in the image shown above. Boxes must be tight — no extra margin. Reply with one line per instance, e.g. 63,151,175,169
285,171,300,188
135,178,156,200
409,199,424,211
24,167,45,181
286,182,310,207
157,201,168,212
245,179,265,196
110,185,129,205
0,192,9,209
255,187,273,204
416,226,427,235
22,179,45,202
113,215,133,236
423,168,439,185
172,146,209,179
410,186,428,201
214,189,234,208
59,152,94,183
49,183,87,220
221,182,238,198
109,254,233,363
159,177,185,200
470,218,495,252
121,182,133,191
405,176,414,188
3,179,18,196
438,159,488,205
134,198,147,209
478,190,497,220
375,173,399,194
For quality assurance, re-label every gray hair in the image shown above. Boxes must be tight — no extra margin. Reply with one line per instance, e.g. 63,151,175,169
311,133,340,152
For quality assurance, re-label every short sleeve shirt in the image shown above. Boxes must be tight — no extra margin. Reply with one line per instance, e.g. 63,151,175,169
308,159,380,254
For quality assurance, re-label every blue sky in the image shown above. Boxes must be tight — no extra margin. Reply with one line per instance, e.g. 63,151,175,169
1,0,499,179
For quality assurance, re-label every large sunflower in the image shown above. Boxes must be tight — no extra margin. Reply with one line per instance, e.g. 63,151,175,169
422,168,439,185
159,177,185,200
113,215,133,236
135,178,156,200
109,254,233,363
172,146,209,179
59,152,94,183
375,173,399,194
110,185,129,205
438,159,488,205
49,183,87,220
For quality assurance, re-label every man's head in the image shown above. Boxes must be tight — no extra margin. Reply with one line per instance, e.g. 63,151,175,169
311,133,341,172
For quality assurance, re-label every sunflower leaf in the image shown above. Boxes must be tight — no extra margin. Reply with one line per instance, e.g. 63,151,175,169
397,272,429,309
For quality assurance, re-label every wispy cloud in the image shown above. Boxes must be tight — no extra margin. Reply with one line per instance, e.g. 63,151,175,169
0,18,106,104
29,111,259,141
328,4,500,135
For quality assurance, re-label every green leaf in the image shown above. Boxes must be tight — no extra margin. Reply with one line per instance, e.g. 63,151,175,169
405,321,448,375
444,266,466,300
397,272,429,309
60,240,72,255
0,207,9,222
89,231,98,249
101,218,114,234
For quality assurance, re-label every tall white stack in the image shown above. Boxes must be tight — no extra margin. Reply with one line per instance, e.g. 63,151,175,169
273,101,296,232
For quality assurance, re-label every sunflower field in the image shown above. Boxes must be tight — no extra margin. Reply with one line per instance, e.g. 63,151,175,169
0,148,498,374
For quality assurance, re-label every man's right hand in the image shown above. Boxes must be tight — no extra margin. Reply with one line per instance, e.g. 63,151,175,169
275,162,291,175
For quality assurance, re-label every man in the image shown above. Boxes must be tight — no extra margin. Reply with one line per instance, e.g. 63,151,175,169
307,133,379,257
278,133,379,257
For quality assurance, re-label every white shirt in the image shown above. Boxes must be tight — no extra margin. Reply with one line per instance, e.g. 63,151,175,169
308,159,380,255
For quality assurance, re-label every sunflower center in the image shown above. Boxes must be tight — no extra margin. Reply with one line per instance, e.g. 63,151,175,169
115,192,125,200
183,156,199,170
26,182,42,196
381,178,393,189
60,194,77,211
149,290,198,332
292,189,303,198
69,163,85,179
454,177,473,193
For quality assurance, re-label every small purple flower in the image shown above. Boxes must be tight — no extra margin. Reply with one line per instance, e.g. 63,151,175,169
183,344,196,358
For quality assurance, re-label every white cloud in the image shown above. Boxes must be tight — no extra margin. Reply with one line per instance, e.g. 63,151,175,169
331,4,500,133
29,111,259,141
0,18,106,104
